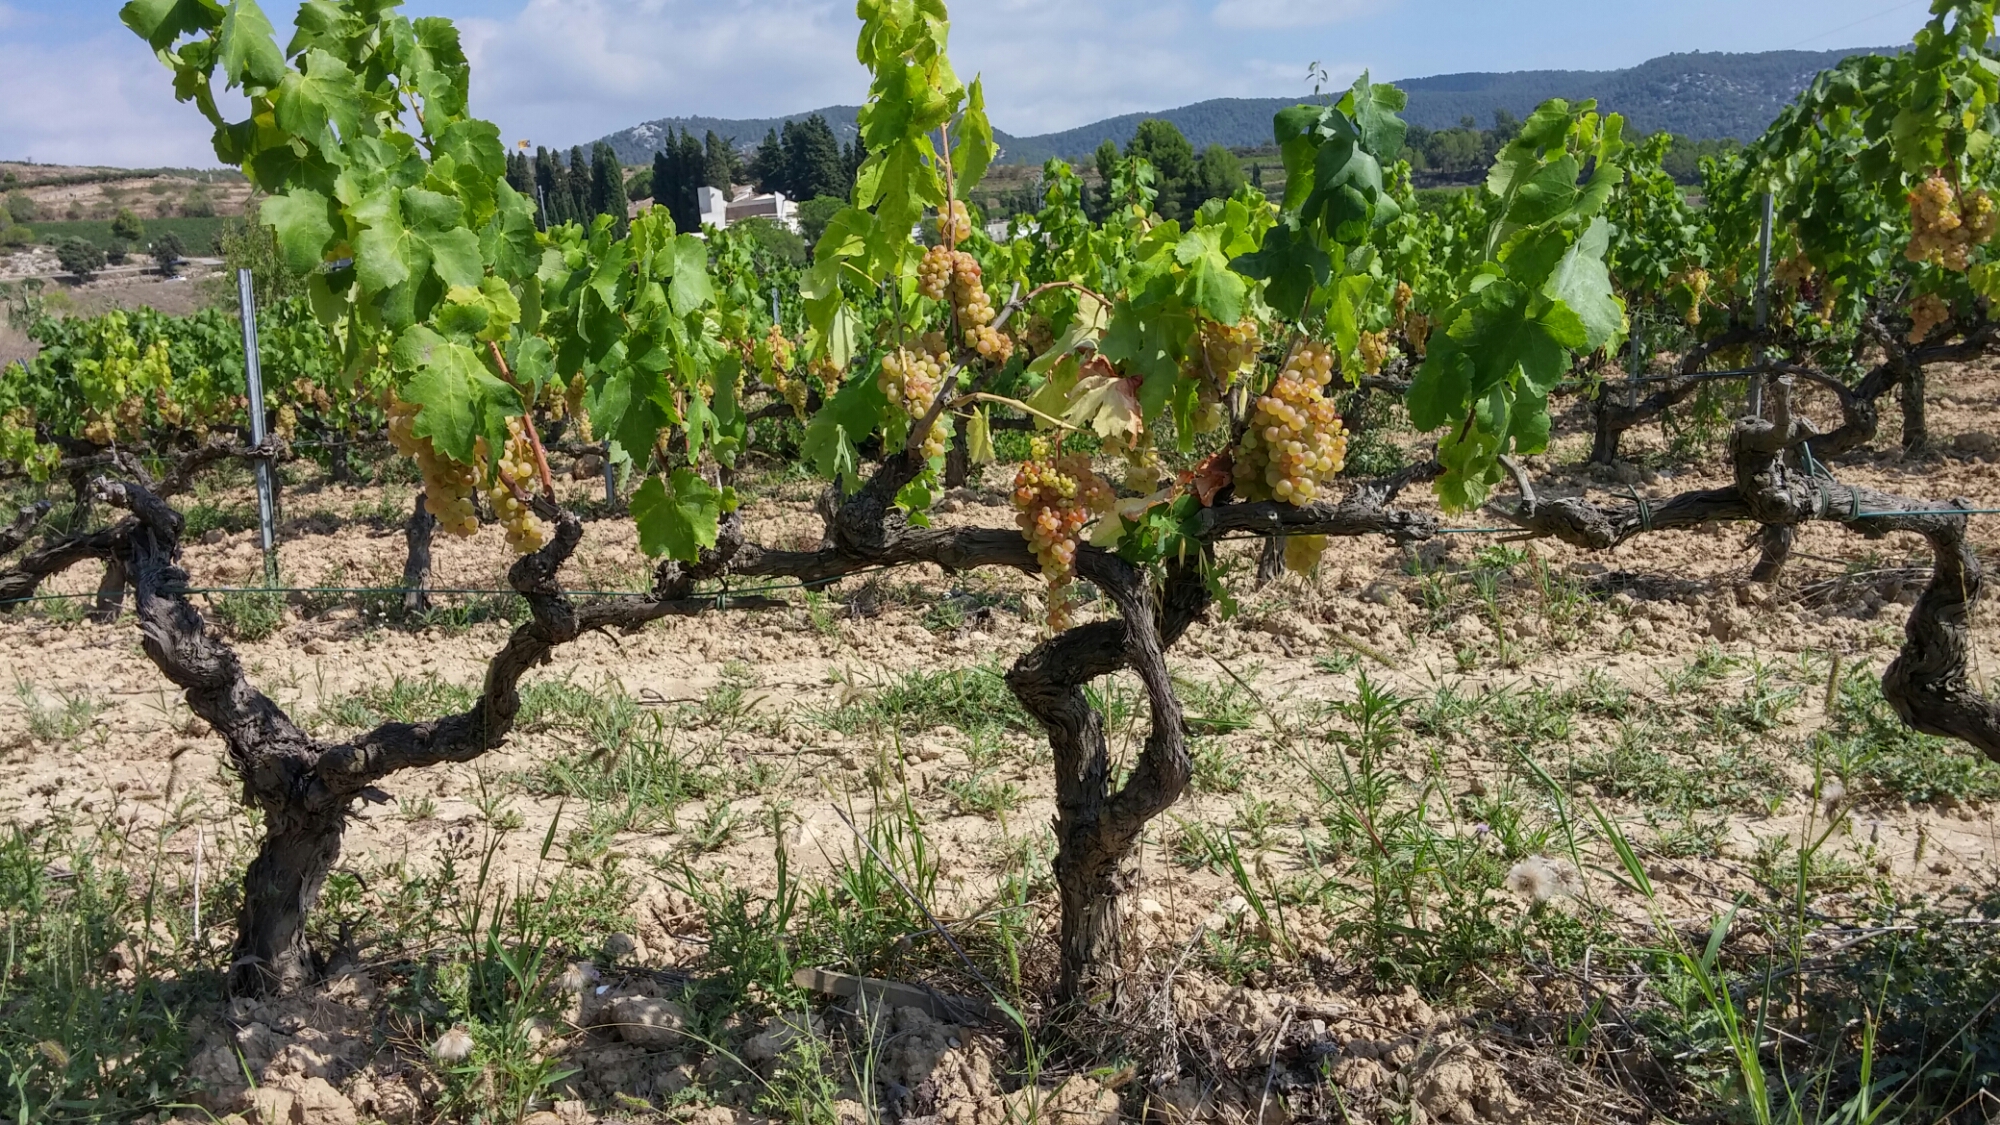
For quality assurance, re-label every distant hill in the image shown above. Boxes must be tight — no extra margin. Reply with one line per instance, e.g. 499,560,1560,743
594,45,1895,167
598,108,865,166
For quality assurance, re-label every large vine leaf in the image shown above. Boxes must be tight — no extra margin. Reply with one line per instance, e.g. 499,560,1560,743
632,468,721,560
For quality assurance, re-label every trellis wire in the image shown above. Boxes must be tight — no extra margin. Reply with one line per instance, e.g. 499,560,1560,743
0,569,891,610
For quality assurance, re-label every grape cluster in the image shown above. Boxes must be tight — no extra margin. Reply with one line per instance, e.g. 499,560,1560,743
808,353,845,389
879,348,951,459
275,404,299,441
1392,280,1430,357
1773,251,1813,289
918,235,1014,365
918,244,955,302
757,326,808,417
1284,534,1329,575
1357,330,1390,376
1233,343,1348,506
1908,292,1952,344
1200,318,1260,386
939,199,974,245
484,417,548,554
1680,268,1712,327
1012,438,1115,631
1906,174,1998,271
388,396,480,537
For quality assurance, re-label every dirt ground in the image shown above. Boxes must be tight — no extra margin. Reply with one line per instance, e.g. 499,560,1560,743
2,359,1998,1123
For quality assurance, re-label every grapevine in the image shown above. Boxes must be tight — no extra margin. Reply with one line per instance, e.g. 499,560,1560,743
1233,343,1348,505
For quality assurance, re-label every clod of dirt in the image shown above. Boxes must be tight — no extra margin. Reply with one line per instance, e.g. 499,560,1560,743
743,1009,823,1067
600,995,690,1046
1407,1042,1528,1124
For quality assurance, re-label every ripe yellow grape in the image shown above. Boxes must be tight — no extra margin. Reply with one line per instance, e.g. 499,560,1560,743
1908,292,1951,344
1233,342,1348,507
1011,437,1115,632
938,199,973,246
1200,318,1259,387
1906,173,1998,271
1284,534,1329,575
483,416,547,554
1357,330,1390,376
879,348,951,459
918,244,954,302
388,397,481,538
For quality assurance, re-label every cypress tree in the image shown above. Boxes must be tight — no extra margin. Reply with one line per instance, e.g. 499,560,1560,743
703,131,735,191
652,148,676,229
1090,140,1118,220
674,130,706,231
592,142,630,236
566,146,593,225
751,129,786,195
534,146,564,227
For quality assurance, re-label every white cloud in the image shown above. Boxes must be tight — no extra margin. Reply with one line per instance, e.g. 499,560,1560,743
457,0,867,149
1210,0,1393,30
0,30,228,167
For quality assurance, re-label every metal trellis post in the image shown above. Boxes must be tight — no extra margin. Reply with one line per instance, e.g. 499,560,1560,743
237,268,278,586
1750,191,1774,419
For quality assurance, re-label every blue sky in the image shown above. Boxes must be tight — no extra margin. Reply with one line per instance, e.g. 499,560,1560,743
0,0,1936,168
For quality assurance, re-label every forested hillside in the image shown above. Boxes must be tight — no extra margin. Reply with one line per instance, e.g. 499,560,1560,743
595,46,1890,168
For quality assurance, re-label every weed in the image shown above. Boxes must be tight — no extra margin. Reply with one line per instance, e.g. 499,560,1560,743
15,679,106,747
211,587,284,641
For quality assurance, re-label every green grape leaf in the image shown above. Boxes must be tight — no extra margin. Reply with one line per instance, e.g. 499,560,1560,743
217,0,285,89
665,235,715,316
273,49,362,157
1541,218,1624,351
803,368,887,493
1176,228,1246,325
632,468,721,561
397,331,515,464
121,0,221,52
261,189,334,275
1230,218,1331,320
425,227,485,289
1346,72,1409,163
953,77,997,198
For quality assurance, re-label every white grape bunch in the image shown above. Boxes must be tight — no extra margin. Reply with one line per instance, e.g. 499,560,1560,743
1906,173,1998,271
1908,292,1951,343
1233,342,1348,506
387,396,480,538
879,347,951,459
1012,437,1114,632
483,416,548,554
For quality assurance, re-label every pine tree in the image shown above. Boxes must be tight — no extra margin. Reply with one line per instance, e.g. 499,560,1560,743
783,115,846,203
703,131,735,191
592,142,630,236
751,129,786,195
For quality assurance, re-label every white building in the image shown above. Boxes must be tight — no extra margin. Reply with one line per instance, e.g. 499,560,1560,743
698,185,799,233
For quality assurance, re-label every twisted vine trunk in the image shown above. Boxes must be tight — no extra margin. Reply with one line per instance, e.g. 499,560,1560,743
402,490,435,617
1900,368,1929,454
